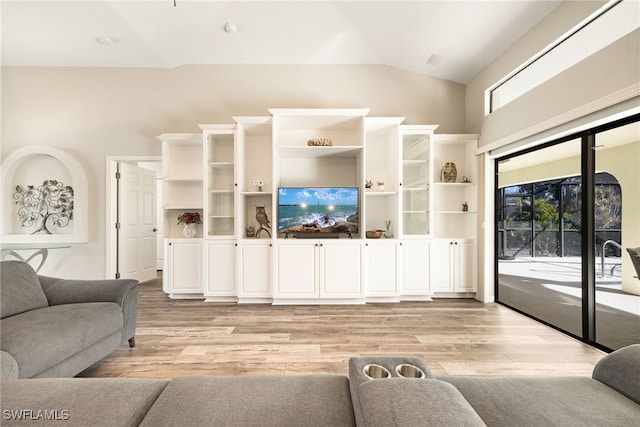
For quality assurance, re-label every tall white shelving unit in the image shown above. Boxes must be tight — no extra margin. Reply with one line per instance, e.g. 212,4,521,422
429,134,479,296
158,133,204,298
159,109,479,303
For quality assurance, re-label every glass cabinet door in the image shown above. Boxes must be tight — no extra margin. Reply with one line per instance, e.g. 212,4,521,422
206,132,235,236
401,133,430,236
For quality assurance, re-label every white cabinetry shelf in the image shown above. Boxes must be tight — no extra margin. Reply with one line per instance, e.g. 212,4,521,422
160,110,479,303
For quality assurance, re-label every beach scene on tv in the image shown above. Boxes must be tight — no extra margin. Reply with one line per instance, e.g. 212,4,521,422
278,187,359,235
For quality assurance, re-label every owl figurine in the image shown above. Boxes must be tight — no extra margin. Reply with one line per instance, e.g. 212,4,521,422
255,205,271,238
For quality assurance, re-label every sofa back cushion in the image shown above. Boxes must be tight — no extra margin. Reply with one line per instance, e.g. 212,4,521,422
592,344,640,404
1,261,49,319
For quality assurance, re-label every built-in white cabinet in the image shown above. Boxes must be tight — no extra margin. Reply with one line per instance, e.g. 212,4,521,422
365,240,398,300
399,240,431,300
163,239,202,298
204,240,237,302
160,109,478,303
274,240,364,303
238,241,272,303
275,241,318,299
320,241,364,299
430,239,476,294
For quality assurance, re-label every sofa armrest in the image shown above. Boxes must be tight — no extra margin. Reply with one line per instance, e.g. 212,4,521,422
1,351,19,381
358,378,487,427
592,344,640,404
38,276,138,346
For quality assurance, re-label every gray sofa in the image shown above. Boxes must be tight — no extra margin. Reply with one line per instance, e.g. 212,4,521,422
1,345,638,426
0,260,138,380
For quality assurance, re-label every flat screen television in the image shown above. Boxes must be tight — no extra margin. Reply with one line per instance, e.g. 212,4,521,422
278,187,359,237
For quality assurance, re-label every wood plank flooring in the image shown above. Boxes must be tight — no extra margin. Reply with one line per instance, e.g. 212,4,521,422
79,278,607,379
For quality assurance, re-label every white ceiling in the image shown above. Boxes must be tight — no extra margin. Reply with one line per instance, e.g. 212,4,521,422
1,0,562,84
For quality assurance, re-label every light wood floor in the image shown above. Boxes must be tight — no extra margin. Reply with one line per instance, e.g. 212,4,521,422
79,278,606,379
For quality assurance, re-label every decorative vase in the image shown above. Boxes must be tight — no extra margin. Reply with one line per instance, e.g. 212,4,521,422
182,223,197,238
441,162,457,183
384,220,392,238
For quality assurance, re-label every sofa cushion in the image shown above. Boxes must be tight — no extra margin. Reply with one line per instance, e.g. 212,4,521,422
438,376,640,427
0,302,123,378
1,378,168,427
139,375,355,427
358,378,487,427
0,260,49,318
592,344,640,404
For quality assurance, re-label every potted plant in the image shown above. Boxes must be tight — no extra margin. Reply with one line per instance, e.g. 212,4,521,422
177,212,202,238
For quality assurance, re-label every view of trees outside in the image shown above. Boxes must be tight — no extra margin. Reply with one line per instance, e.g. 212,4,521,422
498,173,621,258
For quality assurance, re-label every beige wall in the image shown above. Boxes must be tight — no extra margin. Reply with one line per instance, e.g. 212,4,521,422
465,0,639,149
1,64,464,278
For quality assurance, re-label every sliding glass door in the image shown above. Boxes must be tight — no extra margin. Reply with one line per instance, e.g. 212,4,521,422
496,115,640,350
497,138,584,338
593,120,640,350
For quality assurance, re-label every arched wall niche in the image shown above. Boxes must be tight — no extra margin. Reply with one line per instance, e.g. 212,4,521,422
1,145,88,243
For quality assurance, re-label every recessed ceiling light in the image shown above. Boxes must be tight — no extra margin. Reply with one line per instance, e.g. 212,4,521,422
224,22,237,34
95,36,114,46
426,54,444,66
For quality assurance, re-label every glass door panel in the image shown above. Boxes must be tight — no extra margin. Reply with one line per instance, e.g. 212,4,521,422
594,121,640,350
497,138,583,338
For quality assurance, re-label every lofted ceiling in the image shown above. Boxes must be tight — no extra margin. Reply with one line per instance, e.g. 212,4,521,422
1,1,562,84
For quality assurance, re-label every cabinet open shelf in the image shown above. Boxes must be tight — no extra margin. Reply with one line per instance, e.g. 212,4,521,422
208,162,233,169
165,178,203,183
241,191,273,196
403,159,427,167
403,182,428,190
365,191,398,196
431,182,474,187
433,211,476,214
277,145,363,159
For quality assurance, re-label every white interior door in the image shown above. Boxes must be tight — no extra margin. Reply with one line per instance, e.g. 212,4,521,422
118,163,157,282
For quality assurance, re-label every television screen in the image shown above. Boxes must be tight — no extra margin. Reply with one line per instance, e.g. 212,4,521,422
278,187,359,236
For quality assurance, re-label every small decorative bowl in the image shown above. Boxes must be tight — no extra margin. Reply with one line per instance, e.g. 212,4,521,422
366,230,383,239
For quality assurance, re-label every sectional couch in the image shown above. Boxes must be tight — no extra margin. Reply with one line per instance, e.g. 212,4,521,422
1,345,639,426
0,260,138,379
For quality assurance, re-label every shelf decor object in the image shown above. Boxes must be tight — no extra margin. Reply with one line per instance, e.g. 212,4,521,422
441,161,457,183
255,205,271,238
177,212,201,238
253,179,265,192
307,138,333,146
